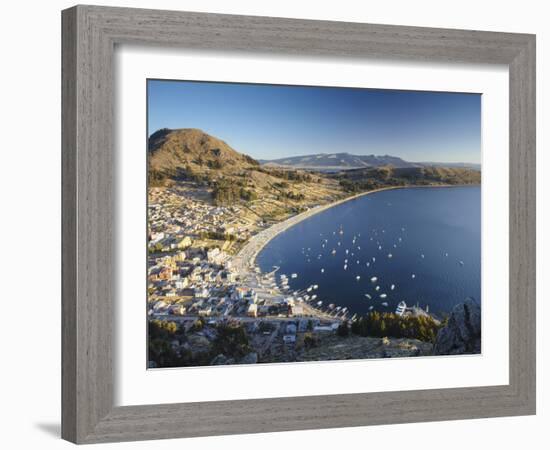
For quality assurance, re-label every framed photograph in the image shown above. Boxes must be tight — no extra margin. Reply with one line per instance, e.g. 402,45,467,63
62,5,536,444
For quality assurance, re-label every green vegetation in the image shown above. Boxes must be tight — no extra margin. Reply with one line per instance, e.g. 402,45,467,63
148,319,253,368
337,166,481,193
199,230,237,241
351,312,442,343
211,324,252,359
212,178,259,205
337,320,350,337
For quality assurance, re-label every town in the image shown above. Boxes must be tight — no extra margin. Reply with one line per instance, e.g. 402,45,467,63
147,185,345,367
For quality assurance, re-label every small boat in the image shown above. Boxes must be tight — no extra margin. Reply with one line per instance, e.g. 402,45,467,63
395,301,407,316
321,268,325,273
313,284,319,289
317,301,323,306
380,293,387,299
291,273,298,279
344,264,348,270
366,262,370,267
370,276,378,282
304,295,310,301
390,284,395,290
307,287,312,292
375,286,380,291
344,259,348,263
398,237,402,242
331,249,336,255
459,260,464,266
421,254,425,259
358,246,361,250
311,294,317,300
356,260,360,264
411,274,416,279
378,245,382,250
328,303,335,309
356,276,361,281
445,252,449,257
369,306,374,311
381,302,389,307
345,249,349,255
372,257,376,262
365,294,372,299
388,253,393,258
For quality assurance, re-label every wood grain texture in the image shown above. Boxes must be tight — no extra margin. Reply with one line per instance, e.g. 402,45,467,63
61,4,536,444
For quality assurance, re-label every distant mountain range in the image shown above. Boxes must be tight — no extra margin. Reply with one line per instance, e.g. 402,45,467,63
260,153,480,171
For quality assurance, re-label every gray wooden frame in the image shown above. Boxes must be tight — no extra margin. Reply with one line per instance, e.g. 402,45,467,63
62,4,536,444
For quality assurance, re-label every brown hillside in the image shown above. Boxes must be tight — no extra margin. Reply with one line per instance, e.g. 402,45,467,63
148,128,259,180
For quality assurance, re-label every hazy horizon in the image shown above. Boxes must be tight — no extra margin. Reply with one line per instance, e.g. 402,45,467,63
148,80,481,164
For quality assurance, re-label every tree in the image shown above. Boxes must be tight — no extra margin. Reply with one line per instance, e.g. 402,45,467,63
337,320,350,337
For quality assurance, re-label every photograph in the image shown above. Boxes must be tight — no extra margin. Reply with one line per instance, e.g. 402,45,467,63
146,80,482,368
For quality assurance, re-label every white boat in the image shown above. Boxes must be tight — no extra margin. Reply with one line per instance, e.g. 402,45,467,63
365,294,372,299
375,286,380,291
390,284,395,290
317,301,323,306
311,295,317,300
370,276,378,282
381,302,388,307
372,257,376,262
356,276,361,281
331,250,336,255
344,264,348,270
328,303,335,309
307,287,312,292
411,274,416,279
344,259,348,263
421,254,425,258
395,301,407,316
388,253,393,258
313,285,319,289
459,260,464,266
321,268,325,273
378,245,382,250
369,306,374,311
366,262,370,267
291,273,298,279
356,260,360,264
345,249,349,254
380,293,387,299
304,295,310,301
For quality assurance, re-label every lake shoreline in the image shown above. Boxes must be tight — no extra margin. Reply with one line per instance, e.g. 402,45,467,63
232,183,479,274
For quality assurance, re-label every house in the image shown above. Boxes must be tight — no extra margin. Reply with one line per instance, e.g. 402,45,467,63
247,303,258,318
177,236,193,249
283,335,296,344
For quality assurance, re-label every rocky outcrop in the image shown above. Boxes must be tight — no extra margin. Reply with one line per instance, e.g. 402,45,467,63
210,352,258,365
433,298,481,355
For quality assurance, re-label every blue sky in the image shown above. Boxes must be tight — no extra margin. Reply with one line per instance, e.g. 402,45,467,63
147,79,481,163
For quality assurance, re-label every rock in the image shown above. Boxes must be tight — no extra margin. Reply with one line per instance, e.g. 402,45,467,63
433,298,481,355
239,352,258,364
210,354,235,365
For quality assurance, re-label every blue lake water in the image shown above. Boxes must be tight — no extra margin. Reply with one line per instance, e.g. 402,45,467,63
257,186,481,317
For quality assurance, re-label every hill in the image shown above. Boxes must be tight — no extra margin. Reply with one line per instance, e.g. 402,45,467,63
335,165,481,193
261,152,420,171
148,128,259,184
147,128,344,216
